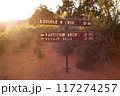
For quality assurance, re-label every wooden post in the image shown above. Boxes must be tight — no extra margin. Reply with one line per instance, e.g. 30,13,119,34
65,23,69,73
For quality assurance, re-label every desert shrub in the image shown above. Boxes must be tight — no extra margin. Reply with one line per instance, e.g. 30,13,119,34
33,25,82,33
33,45,43,58
0,32,9,54
34,47,43,58
0,42,4,54
34,25,60,33
0,32,9,42
57,26,119,71
56,42,77,55
74,27,120,70
0,23,62,54
6,24,32,48
67,26,81,32
76,61,93,71
0,24,34,54
19,38,30,48
113,24,120,48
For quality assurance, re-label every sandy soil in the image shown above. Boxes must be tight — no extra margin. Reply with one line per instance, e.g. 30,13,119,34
0,40,120,80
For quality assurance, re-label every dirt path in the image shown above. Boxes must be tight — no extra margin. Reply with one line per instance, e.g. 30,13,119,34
41,42,120,80
0,42,58,80
0,41,120,80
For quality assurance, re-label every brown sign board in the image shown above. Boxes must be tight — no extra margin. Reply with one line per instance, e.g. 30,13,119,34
40,32,94,42
38,19,92,27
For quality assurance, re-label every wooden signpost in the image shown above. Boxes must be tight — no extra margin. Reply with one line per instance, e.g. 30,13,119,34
38,19,93,73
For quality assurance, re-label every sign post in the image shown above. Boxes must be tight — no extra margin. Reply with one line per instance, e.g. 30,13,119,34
65,25,69,73
38,18,93,73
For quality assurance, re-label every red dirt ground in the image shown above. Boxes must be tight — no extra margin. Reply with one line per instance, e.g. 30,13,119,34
0,40,120,80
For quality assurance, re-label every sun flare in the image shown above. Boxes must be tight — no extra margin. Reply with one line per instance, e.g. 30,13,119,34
0,0,39,22
0,0,62,22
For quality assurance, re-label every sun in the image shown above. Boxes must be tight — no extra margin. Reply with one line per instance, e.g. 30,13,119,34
0,0,19,21
0,0,34,22
0,0,62,22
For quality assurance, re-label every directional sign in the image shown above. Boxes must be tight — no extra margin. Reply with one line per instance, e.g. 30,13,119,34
38,18,93,73
38,19,92,27
40,32,94,42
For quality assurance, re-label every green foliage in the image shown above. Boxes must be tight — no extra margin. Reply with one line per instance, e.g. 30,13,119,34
28,5,54,25
56,42,76,55
73,0,99,19
0,32,9,54
33,42,43,58
19,39,30,48
55,0,119,70
57,0,75,18
33,25,61,33
114,24,120,41
57,26,119,70
6,24,32,48
0,41,4,55
33,47,43,58
0,24,33,54
0,23,63,55
0,32,9,42
76,61,93,71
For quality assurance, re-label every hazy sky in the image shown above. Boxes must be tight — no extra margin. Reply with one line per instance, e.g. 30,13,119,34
0,0,119,22
0,0,62,21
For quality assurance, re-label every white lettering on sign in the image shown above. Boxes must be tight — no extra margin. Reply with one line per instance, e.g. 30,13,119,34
47,33,52,36
39,19,92,26
88,32,94,40
65,20,75,25
40,34,45,36
88,22,92,25
83,22,87,25
67,21,75,25
39,20,42,23
42,20,58,24
40,37,44,40
59,33,65,37
60,20,63,24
